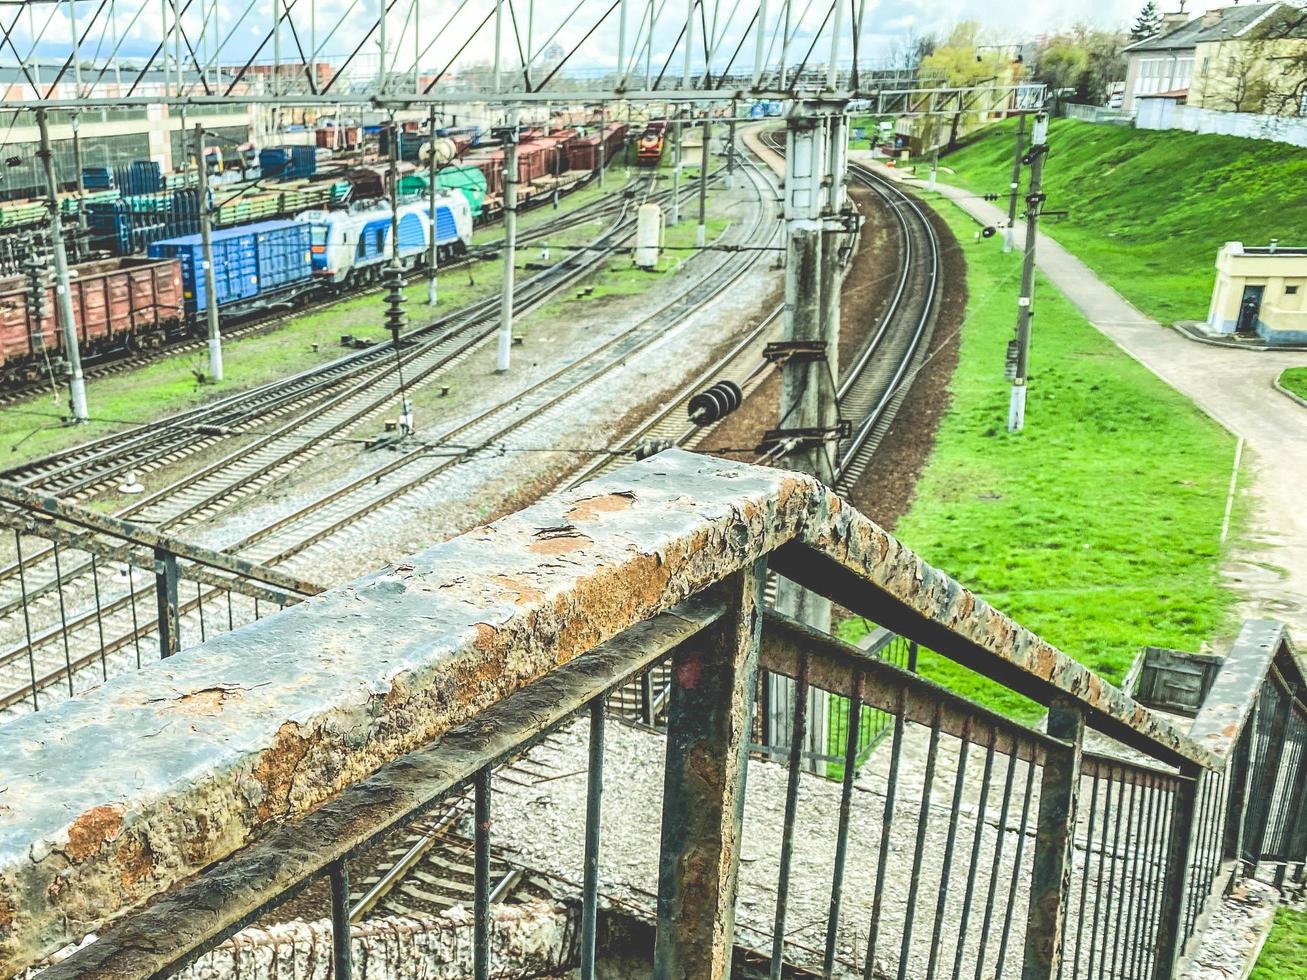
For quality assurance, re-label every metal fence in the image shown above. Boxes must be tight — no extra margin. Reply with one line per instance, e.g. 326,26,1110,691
1,452,1304,980
0,482,321,715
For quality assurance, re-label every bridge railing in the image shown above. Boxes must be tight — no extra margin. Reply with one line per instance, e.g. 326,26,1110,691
0,481,322,715
0,450,1300,980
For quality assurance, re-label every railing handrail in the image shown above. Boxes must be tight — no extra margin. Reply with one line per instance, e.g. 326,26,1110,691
0,450,1255,974
0,480,324,598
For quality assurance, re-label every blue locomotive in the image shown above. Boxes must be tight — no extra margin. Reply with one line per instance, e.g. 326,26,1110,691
302,195,473,287
147,193,474,316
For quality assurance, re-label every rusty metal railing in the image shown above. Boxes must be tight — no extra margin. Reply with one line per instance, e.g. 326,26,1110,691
0,481,322,715
0,451,1301,980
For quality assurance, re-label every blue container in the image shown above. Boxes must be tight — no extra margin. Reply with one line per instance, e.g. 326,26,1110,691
258,148,290,180
149,219,312,313
113,159,163,195
82,166,114,190
259,146,318,181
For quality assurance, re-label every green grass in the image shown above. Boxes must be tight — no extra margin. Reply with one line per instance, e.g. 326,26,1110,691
1280,367,1307,402
848,114,894,150
837,200,1240,722
1253,907,1307,979
937,118,1307,326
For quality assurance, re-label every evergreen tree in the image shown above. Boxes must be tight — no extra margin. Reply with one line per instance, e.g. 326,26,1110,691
1131,1,1164,40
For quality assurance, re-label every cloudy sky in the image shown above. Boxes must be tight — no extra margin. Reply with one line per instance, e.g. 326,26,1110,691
8,0,1214,75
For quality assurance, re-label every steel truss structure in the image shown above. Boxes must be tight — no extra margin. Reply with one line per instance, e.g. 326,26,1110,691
0,0,1043,110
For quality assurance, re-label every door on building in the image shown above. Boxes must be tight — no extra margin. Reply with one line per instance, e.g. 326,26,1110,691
1237,285,1265,335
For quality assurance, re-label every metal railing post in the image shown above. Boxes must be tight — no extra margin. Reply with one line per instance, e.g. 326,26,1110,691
653,560,765,980
1152,764,1203,980
154,546,180,658
1023,701,1083,979
329,858,353,979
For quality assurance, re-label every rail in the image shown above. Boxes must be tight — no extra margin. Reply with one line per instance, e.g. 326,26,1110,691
0,450,1301,980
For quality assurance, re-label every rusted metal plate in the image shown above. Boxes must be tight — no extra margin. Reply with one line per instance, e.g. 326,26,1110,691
34,598,725,980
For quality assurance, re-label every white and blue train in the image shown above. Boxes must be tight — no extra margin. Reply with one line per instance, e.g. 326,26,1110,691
302,193,473,287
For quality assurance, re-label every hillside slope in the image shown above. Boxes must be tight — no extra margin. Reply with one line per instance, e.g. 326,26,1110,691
940,118,1307,325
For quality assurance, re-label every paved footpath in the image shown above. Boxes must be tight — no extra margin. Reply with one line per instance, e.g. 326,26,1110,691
854,155,1307,639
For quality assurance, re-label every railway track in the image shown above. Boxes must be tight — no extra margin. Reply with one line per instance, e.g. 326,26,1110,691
0,169,657,409
0,152,776,716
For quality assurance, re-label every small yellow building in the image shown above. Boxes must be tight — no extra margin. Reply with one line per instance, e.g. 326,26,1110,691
1207,242,1307,344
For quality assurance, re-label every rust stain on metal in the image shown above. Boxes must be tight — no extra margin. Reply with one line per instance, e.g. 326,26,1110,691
565,490,637,522
64,804,125,862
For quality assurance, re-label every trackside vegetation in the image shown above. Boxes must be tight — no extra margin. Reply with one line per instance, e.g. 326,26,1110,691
938,118,1307,326
838,200,1240,724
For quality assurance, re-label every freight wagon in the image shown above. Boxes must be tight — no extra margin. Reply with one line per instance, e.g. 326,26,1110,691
396,165,488,220
149,219,315,316
564,123,629,172
0,256,184,384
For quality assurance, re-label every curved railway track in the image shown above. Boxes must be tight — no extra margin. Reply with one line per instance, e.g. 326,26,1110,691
0,152,777,716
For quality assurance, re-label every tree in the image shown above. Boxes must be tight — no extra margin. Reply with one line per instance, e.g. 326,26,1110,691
1131,1,1163,42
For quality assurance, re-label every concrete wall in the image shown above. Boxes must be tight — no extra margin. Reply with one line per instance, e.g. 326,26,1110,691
1136,97,1307,148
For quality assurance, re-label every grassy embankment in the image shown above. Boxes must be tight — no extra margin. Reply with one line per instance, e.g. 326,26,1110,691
836,200,1240,724
0,158,704,467
1279,367,1307,402
1250,906,1307,979
936,118,1307,326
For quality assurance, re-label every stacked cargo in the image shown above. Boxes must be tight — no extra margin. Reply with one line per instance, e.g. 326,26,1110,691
81,167,115,190
0,200,49,229
259,146,317,181
87,188,201,255
395,165,488,219
114,160,163,196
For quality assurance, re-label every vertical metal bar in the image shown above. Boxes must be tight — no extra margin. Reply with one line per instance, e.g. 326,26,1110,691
641,666,655,726
907,640,919,673
1128,775,1160,980
1023,703,1084,980
973,749,1019,980
1068,770,1101,980
227,589,235,631
1108,778,1137,980
1151,765,1202,980
127,562,142,669
154,546,180,657
996,757,1037,978
951,734,997,980
580,697,605,980
14,531,39,710
823,673,863,979
474,765,492,980
196,580,206,642
897,710,942,980
1085,771,1112,980
770,651,810,979
864,690,907,980
329,857,352,979
927,723,972,980
653,561,764,980
90,554,107,679
51,541,75,695
1097,776,1126,980
1142,780,1173,980
1249,688,1294,866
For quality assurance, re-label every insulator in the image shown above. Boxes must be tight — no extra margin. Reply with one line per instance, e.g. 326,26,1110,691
687,379,743,425
633,438,675,460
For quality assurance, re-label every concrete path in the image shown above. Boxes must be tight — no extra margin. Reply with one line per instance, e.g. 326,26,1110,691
856,156,1307,639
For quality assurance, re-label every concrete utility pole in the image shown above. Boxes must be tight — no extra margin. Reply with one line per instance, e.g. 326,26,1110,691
1003,113,1027,253
427,105,440,306
496,108,520,372
1008,111,1048,433
770,99,852,766
725,99,736,190
597,103,607,189
194,123,223,381
36,108,89,422
695,118,709,248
